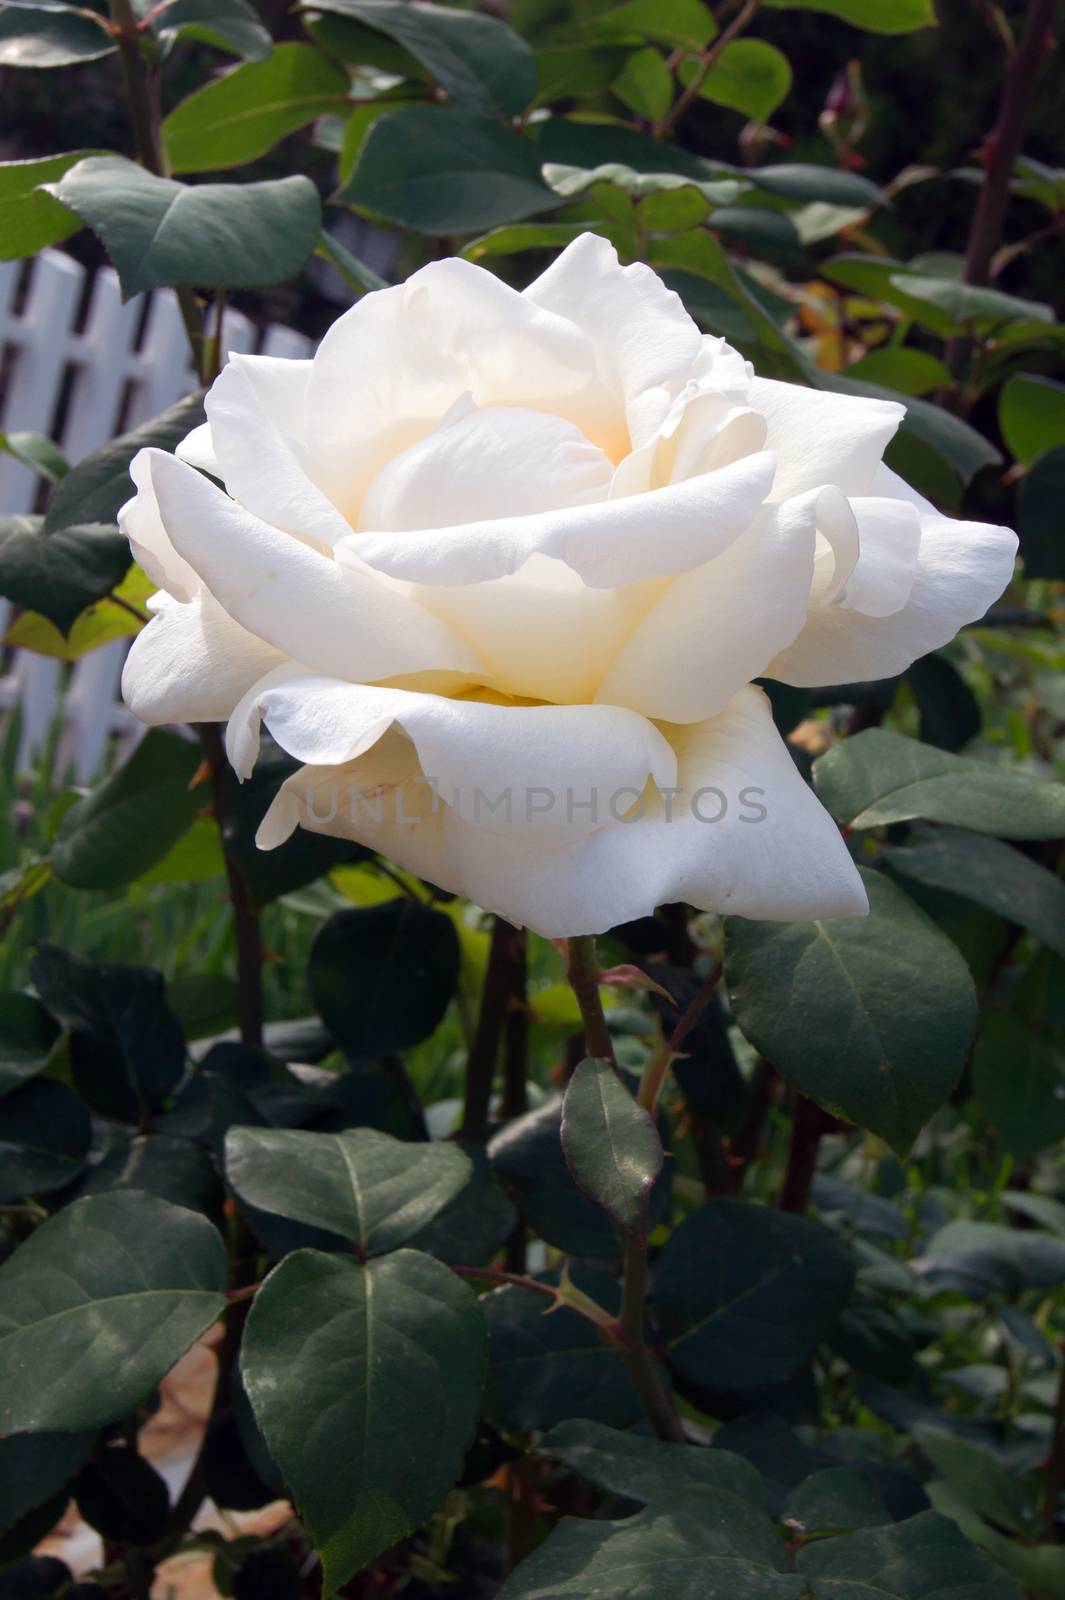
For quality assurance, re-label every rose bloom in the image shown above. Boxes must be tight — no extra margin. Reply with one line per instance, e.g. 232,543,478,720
120,234,1016,938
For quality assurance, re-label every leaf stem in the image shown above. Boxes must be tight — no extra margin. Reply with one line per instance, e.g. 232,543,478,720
637,958,723,1115
653,0,762,141
778,1092,840,1213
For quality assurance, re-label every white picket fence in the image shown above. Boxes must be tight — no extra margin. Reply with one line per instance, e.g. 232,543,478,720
0,248,314,779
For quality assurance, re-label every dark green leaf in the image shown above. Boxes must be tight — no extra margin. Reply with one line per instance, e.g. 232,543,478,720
483,1273,647,1432
652,1198,855,1395
0,1556,73,1596
45,391,204,533
725,869,977,1155
813,730,1065,839
0,1078,91,1200
52,730,205,890
972,1012,1065,1161
68,1129,223,1218
907,654,980,752
0,1192,226,1432
915,1220,1065,1298
74,1446,170,1545
1019,446,1065,580
0,1431,96,1538
536,1419,769,1510
405,1142,518,1268
0,992,59,1096
44,157,321,295
225,1125,471,1255
489,1098,617,1257
497,1490,805,1598
914,1429,1036,1539
784,1466,892,1533
337,105,555,234
680,39,792,122
561,1058,662,1235
146,0,271,61
0,515,129,634
306,0,536,115
797,1509,1024,1597
0,1,114,67
308,899,460,1061
998,373,1065,465
30,944,186,1124
242,1248,485,1594
162,43,350,174
748,163,884,207
884,827,1065,958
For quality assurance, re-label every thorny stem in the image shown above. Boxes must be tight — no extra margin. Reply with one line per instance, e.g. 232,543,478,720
637,958,724,1115
197,724,265,1048
563,935,684,1442
654,0,762,140
462,915,523,1137
778,1093,841,1213
945,0,1057,377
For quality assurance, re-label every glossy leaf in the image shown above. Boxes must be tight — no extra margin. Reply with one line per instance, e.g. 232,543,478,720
0,515,130,634
814,730,1065,839
162,43,350,174
0,1192,226,1432
242,1248,485,1594
726,869,977,1154
537,1419,769,1509
652,1198,855,1395
489,1098,620,1257
225,1125,471,1255
44,158,322,295
0,1,114,67
51,729,206,890
45,391,204,533
797,1509,1023,1597
560,1058,662,1235
337,105,554,233
146,0,271,61
308,899,460,1061
497,1489,805,1598
307,0,536,115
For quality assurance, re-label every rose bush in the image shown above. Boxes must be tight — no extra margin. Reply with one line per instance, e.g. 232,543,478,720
119,233,1016,938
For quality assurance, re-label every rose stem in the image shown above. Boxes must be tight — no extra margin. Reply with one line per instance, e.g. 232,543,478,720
108,6,265,1046
778,1093,841,1213
502,926,529,1272
462,915,522,1137
653,0,762,140
565,935,685,1442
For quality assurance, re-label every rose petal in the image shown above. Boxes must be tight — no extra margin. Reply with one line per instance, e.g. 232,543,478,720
119,450,201,602
748,377,904,500
122,589,286,724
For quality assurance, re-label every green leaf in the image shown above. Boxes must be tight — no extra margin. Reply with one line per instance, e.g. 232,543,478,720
972,1012,1065,1161
43,157,321,295
748,163,884,207
225,1126,472,1255
0,430,68,482
589,0,716,50
884,827,1065,958
907,653,981,752
612,46,673,122
822,254,1049,335
0,992,59,1096
315,228,386,295
0,1432,96,1539
490,1099,620,1257
483,1271,646,1432
242,1248,485,1595
45,391,205,533
842,347,950,397
652,1198,855,1396
308,899,460,1061
762,0,937,33
536,1419,770,1510
336,104,555,234
999,372,1065,465
30,944,186,1124
51,729,206,890
813,730,1065,839
461,220,603,262
916,1220,1065,1298
497,1490,806,1598
0,515,129,634
0,152,93,259
0,1192,226,1433
560,1058,662,1236
681,39,792,122
304,0,536,116
0,0,115,67
145,0,272,61
73,1446,171,1546
725,868,977,1155
797,1509,1024,1598
162,43,350,174
0,1078,91,1200
68,1129,223,1218
1019,445,1065,580
915,1429,1037,1540
784,1466,892,1534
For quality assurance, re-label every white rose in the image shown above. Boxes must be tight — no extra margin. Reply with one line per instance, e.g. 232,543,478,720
119,234,1016,939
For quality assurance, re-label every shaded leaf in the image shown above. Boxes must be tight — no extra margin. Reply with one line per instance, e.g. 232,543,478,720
0,1,114,67
537,1419,769,1510
561,1058,662,1235
797,1508,1023,1597
0,515,129,635
0,1078,91,1201
45,391,204,533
